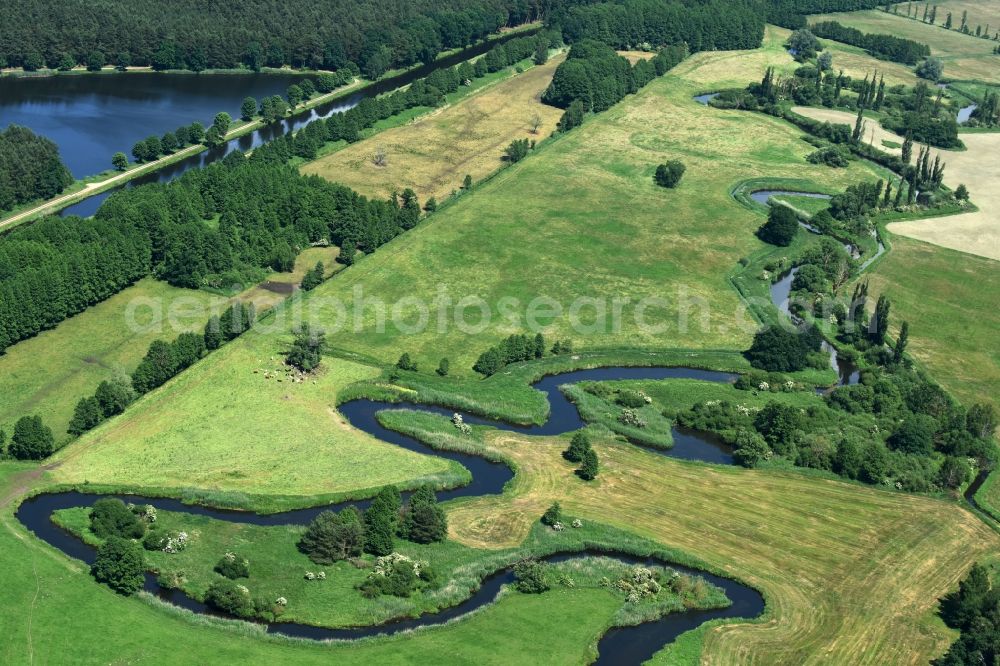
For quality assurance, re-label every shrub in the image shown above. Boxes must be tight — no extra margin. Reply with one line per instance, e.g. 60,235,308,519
654,161,686,188
513,559,550,593
215,552,250,579
915,56,943,81
733,429,771,468
90,498,145,539
807,146,850,167
358,553,435,598
205,579,255,618
615,389,649,408
91,537,145,595
541,501,563,526
396,353,417,371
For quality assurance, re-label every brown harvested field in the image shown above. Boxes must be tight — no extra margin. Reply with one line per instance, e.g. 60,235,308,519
301,57,565,204
793,106,1000,260
446,431,998,665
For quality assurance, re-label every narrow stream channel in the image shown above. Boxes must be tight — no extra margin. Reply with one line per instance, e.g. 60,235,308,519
16,365,762,662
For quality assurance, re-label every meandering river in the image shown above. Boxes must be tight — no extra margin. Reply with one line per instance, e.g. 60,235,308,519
16,365,764,661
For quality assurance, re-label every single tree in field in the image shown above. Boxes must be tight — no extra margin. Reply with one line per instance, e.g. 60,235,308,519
436,358,450,376
286,325,326,372
300,262,324,291
578,448,599,480
9,415,54,460
111,151,129,171
240,96,257,121
423,197,437,212
373,146,388,166
396,353,417,371
541,501,562,526
563,432,591,462
954,183,969,200
530,113,542,134
463,174,473,190
654,160,685,188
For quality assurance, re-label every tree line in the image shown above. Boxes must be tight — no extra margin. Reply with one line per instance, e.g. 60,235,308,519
0,125,73,213
0,0,547,80
809,20,930,64
0,152,421,355
767,0,889,29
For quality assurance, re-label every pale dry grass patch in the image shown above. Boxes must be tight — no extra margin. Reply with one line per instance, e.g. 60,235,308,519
302,58,564,204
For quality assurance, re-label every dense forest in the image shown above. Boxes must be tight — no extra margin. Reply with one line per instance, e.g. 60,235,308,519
0,0,543,78
810,20,930,64
0,125,73,213
554,0,764,52
0,155,416,354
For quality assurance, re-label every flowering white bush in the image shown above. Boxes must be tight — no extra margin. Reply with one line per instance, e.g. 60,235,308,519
571,519,582,528
784,380,795,391
163,531,189,553
451,413,472,435
551,521,564,531
619,408,647,428
276,597,288,606
372,553,425,578
758,381,770,391
317,571,326,580
304,571,316,580
614,566,662,602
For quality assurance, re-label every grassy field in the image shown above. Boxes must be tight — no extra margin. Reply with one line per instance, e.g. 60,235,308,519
811,9,1000,84
296,38,885,374
0,461,628,666
302,57,565,204
47,341,463,510
864,234,1000,420
3,31,995,666
51,501,726,630
0,246,340,443
439,422,997,664
889,0,1000,42
685,25,918,89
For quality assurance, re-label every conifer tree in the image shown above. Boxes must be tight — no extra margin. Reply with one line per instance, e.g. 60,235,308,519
578,448,599,481
563,432,591,462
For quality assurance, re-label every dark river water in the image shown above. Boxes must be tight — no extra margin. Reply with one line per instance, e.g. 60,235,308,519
0,30,538,217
